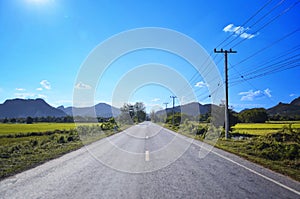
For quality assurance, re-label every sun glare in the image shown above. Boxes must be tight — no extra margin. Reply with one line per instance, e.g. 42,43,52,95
26,0,51,4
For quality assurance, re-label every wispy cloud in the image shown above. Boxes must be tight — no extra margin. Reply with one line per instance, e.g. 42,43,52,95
195,81,208,88
75,82,92,90
15,88,26,91
289,93,296,97
40,80,51,90
151,98,160,102
264,88,272,98
14,92,47,99
239,88,271,101
36,88,43,91
223,24,258,39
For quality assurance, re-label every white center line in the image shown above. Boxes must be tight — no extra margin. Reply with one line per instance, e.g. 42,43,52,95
145,150,150,161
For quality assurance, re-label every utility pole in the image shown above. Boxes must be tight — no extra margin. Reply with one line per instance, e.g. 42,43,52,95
214,48,237,139
170,96,177,125
163,102,169,109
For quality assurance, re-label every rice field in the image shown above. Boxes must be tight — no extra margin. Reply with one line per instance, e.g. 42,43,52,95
0,123,99,135
232,122,300,135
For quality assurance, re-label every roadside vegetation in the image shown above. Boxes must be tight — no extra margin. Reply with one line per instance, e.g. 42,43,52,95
0,119,124,180
153,111,300,181
0,102,147,180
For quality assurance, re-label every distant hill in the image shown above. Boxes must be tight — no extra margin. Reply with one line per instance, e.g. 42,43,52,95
58,103,120,118
156,102,215,116
267,97,300,116
155,96,300,118
0,98,66,118
291,97,300,106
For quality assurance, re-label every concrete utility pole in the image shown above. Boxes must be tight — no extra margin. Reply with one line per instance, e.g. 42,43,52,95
170,96,177,125
163,102,169,109
214,48,237,139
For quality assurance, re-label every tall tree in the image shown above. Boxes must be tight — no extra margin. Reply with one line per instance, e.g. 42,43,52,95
119,102,146,124
238,108,268,123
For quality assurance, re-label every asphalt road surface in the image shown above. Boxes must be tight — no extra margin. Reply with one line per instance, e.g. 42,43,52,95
0,122,299,199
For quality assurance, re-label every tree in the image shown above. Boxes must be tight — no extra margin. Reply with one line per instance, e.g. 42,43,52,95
26,116,33,124
238,108,268,123
229,110,239,128
10,118,16,123
118,102,146,124
134,102,146,122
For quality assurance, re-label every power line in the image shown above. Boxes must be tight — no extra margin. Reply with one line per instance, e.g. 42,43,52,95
177,1,280,102
231,0,300,49
230,44,300,79
231,53,300,81
230,27,300,69
217,0,274,49
228,62,276,105
222,0,283,48
229,59,300,85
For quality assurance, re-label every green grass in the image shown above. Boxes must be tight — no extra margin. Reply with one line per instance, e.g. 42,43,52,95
0,129,82,179
214,134,300,182
0,122,132,180
159,121,300,182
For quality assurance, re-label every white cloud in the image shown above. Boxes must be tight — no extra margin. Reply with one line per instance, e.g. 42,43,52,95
239,90,262,101
14,93,34,99
195,81,208,88
264,88,272,98
223,24,258,39
14,92,47,99
239,88,271,101
151,98,160,102
75,82,92,90
40,80,51,90
16,88,25,91
36,88,43,91
290,93,296,97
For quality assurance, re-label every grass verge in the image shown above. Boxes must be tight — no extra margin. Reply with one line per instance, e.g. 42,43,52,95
161,123,300,182
0,123,130,180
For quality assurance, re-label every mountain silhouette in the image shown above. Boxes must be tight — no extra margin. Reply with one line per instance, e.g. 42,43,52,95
0,98,66,118
267,97,300,116
155,102,216,116
58,103,120,118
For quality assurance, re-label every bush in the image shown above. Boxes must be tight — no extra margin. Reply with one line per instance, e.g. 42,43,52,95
58,136,66,143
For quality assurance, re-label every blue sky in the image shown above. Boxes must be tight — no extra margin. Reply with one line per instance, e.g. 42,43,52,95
0,0,299,112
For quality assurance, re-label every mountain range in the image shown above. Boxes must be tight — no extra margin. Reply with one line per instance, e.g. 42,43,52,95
57,103,120,118
156,97,300,117
0,98,120,119
267,97,300,116
0,97,299,119
0,99,66,118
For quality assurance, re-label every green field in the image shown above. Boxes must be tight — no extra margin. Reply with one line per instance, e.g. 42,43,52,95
0,122,105,136
0,122,126,180
0,123,76,135
232,122,300,135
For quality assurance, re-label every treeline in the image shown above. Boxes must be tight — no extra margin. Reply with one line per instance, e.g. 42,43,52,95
232,108,300,123
151,108,300,126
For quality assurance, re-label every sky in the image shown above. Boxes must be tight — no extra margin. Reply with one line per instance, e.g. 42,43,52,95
0,0,299,113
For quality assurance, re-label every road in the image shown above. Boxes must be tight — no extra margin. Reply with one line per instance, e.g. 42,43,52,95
0,122,299,199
